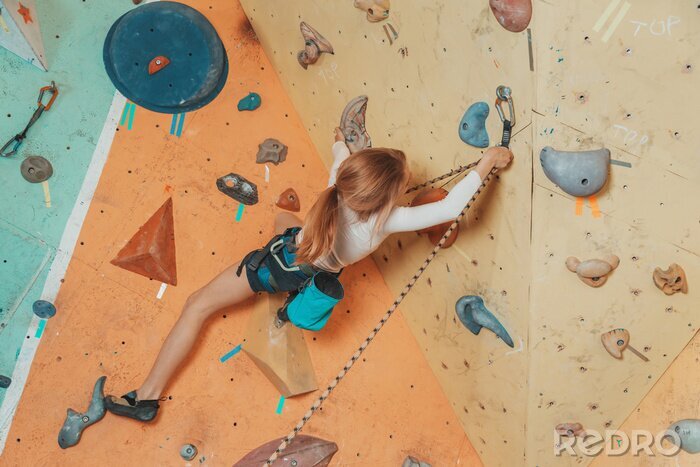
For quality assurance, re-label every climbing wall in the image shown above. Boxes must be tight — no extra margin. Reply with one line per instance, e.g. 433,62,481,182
239,2,534,465
240,0,700,465
0,1,481,465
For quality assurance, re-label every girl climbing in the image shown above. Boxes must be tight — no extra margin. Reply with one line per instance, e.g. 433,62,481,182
104,128,513,421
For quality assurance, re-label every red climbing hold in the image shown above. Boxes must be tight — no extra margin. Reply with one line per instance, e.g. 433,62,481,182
148,55,170,75
412,188,460,248
489,0,532,33
234,434,338,467
276,188,301,212
111,198,178,285
17,2,32,24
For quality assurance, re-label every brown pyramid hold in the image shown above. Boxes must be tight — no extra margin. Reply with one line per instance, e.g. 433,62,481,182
276,188,300,212
111,198,177,285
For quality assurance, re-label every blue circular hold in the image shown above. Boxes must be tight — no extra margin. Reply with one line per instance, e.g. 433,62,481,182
32,300,56,319
103,1,229,114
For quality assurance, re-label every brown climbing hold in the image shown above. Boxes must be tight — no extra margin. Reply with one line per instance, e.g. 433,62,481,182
148,56,170,75
555,423,585,437
276,188,300,212
653,263,688,295
234,434,337,466
601,328,649,361
111,198,177,285
565,255,619,287
256,138,288,165
354,0,390,22
489,0,532,33
411,188,459,248
297,22,334,69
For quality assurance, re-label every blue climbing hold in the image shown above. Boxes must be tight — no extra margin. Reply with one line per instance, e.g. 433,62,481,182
33,300,56,319
237,92,261,111
103,2,229,114
0,375,11,389
458,102,490,148
455,295,514,348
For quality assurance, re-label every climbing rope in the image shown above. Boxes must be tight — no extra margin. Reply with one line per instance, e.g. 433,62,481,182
264,168,497,465
264,86,515,466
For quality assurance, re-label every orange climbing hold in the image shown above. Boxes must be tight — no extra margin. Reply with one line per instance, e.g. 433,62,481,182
148,56,170,75
17,2,32,24
276,188,300,212
411,188,459,248
110,198,178,285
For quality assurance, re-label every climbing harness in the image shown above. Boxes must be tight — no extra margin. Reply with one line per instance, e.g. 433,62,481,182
495,85,515,148
1,81,59,158
264,86,515,466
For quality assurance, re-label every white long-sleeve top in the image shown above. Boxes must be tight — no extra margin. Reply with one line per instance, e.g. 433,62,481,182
299,141,483,272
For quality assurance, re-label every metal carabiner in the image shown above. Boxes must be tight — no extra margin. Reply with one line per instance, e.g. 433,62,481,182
494,85,515,148
37,81,59,111
0,134,22,158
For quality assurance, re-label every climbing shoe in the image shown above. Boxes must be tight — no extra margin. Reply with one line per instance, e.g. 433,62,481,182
104,390,163,422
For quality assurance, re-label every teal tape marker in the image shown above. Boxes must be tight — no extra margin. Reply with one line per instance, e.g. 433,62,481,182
120,103,129,126
220,344,242,363
34,319,47,339
176,113,185,137
169,114,178,135
235,203,245,222
610,159,632,168
127,104,135,130
276,395,285,414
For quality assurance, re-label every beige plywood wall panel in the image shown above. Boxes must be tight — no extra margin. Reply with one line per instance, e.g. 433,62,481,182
531,1,699,465
240,0,699,465
239,1,534,465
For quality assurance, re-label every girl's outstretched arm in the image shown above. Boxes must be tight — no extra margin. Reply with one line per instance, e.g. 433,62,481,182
382,147,513,234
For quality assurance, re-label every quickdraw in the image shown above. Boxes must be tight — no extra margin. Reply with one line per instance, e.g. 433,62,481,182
1,81,59,158
264,85,516,466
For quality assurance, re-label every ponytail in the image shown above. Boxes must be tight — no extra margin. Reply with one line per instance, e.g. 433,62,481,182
295,185,340,265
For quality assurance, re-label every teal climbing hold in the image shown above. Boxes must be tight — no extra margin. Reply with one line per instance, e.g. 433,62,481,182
458,102,490,148
237,92,262,111
455,295,514,348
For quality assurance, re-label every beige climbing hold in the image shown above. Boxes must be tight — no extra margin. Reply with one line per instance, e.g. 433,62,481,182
601,328,649,362
354,0,390,22
243,294,318,397
555,423,585,438
653,263,688,295
297,22,334,69
565,255,619,287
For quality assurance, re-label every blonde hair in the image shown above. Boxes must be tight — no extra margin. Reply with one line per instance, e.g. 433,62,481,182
295,147,410,265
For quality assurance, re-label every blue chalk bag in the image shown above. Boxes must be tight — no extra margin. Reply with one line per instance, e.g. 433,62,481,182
284,271,344,331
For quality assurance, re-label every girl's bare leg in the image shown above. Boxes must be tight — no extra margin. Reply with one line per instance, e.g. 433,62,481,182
274,212,302,234
137,262,254,399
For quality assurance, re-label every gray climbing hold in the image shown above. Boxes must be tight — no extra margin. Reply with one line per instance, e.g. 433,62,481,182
33,300,56,319
668,419,700,454
256,138,288,165
402,456,432,467
58,376,107,449
340,95,372,153
455,296,514,348
21,156,53,183
539,146,610,197
0,375,11,389
180,443,198,461
216,173,259,206
458,102,489,148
